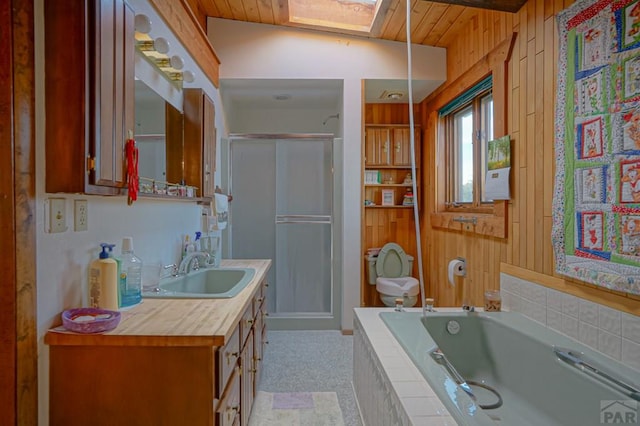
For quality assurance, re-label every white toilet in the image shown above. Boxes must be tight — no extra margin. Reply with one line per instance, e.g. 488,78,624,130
366,242,420,307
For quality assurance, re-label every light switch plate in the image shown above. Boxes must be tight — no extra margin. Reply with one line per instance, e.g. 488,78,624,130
48,198,67,233
74,199,88,231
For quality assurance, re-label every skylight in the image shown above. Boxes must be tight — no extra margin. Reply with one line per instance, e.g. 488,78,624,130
287,0,386,35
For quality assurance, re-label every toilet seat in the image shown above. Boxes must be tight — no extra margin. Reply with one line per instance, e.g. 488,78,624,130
375,242,410,278
376,276,419,297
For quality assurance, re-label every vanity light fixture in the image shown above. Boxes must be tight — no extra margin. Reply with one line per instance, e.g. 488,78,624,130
136,40,155,51
153,55,184,70
167,72,183,81
135,36,169,54
134,14,151,34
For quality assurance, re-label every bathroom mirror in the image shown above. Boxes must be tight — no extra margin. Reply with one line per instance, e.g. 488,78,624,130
134,80,184,190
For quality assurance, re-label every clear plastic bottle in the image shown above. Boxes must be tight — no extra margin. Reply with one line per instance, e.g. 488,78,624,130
118,237,142,307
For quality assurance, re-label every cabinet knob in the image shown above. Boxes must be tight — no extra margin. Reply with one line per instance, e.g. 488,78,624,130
257,297,264,303
246,319,254,325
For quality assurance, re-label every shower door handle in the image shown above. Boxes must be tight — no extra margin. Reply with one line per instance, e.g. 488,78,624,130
275,215,332,225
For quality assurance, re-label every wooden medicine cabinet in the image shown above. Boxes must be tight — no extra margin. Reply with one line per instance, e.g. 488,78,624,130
45,0,134,195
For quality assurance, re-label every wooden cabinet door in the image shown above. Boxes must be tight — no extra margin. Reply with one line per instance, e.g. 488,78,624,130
217,367,241,426
390,127,418,166
253,305,264,392
93,0,134,189
184,88,217,198
240,328,255,426
202,94,216,197
45,0,134,195
364,128,390,166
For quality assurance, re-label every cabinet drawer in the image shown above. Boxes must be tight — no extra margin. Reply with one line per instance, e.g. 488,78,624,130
217,325,240,397
216,367,240,426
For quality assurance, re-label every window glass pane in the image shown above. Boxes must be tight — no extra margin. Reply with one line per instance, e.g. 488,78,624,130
480,93,494,203
454,106,473,203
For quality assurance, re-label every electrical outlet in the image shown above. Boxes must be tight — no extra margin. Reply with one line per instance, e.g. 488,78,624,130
48,198,67,233
74,199,88,231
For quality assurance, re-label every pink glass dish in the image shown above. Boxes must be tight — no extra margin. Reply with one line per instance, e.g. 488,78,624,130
61,308,121,334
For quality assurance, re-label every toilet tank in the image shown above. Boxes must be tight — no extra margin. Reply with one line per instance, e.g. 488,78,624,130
366,254,414,285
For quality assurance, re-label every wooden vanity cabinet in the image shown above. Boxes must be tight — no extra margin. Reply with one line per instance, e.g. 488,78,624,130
44,0,134,195
48,276,269,426
215,278,269,426
184,88,217,198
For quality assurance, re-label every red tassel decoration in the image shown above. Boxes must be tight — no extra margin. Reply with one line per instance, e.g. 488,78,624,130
125,134,139,205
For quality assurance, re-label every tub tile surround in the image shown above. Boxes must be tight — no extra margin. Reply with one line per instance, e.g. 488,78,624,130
500,273,640,373
353,308,456,425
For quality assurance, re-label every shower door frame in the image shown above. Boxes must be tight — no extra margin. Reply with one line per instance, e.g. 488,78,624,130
227,133,341,330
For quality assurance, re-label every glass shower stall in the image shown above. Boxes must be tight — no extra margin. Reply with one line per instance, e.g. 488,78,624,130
228,134,338,330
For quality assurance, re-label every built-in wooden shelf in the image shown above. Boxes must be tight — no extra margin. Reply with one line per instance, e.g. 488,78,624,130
364,183,416,187
365,205,414,209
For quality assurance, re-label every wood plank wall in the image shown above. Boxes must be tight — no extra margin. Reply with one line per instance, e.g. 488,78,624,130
0,1,17,423
421,0,640,313
2,0,38,423
361,103,422,307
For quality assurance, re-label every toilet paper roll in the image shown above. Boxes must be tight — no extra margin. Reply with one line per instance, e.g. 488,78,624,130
447,259,466,286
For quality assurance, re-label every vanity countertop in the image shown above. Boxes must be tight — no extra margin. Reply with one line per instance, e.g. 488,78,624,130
44,259,271,348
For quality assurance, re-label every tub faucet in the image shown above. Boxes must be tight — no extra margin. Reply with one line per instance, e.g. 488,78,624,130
178,252,211,275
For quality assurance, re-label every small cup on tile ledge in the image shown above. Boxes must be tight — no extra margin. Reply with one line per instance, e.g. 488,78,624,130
484,290,502,312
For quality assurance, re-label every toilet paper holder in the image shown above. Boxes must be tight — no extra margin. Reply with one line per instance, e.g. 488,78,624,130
448,257,466,282
447,257,474,312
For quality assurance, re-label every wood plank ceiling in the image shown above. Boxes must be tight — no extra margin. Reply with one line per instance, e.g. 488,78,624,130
191,0,526,48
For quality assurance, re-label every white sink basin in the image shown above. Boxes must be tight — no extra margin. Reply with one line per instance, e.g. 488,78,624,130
143,267,255,298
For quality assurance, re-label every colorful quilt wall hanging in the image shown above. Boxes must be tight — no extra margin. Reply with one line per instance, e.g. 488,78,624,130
554,0,640,295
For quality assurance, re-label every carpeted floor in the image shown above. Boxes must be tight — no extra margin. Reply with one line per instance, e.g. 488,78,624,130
252,330,362,426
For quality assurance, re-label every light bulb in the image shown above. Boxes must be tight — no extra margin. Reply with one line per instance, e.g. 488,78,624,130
134,14,151,34
169,55,184,70
154,37,170,54
182,70,195,83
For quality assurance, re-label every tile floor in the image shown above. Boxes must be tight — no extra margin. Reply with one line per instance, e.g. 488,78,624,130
253,330,363,426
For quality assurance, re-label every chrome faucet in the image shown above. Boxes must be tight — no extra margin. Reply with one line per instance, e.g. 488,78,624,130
178,251,211,275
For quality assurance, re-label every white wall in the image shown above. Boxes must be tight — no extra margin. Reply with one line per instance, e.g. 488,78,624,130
208,18,446,330
225,106,342,134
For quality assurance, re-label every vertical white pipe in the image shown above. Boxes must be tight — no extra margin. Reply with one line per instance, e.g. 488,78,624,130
405,0,427,315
